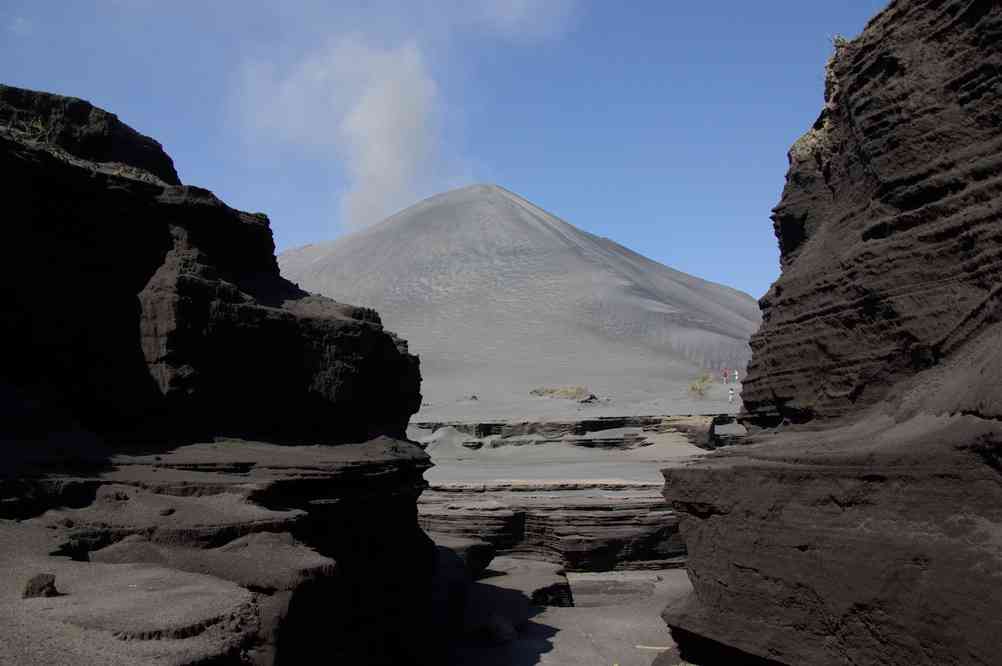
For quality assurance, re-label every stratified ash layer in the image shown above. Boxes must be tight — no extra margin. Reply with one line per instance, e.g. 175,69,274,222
741,0,1002,428
661,2,1002,665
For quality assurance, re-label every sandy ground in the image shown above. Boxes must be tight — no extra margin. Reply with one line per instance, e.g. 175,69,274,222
417,380,744,422
0,522,253,666
454,568,692,666
414,419,710,665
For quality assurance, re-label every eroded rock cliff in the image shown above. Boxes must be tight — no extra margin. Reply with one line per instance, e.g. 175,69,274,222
1,85,433,665
0,83,181,186
1,84,420,448
741,0,1002,427
661,2,1002,664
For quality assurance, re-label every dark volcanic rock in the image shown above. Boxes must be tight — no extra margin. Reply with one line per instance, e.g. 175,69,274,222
427,531,497,579
663,3,1002,665
0,86,434,665
420,481,685,571
413,414,738,450
22,573,58,599
0,85,420,450
741,0,1002,428
4,439,442,664
0,84,180,186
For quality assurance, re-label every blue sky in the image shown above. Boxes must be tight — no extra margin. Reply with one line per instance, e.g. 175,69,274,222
3,1,888,299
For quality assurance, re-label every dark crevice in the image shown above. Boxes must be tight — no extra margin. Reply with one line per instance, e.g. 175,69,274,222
957,432,1002,476
670,626,791,666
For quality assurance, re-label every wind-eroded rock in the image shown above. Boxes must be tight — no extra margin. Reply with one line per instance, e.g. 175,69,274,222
413,414,740,451
420,481,684,571
412,418,714,571
0,83,181,185
0,85,433,665
740,1,1002,428
662,2,1002,664
0,84,420,448
4,438,440,664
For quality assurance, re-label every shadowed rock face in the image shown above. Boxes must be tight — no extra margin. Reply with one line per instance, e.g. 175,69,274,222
0,86,436,665
662,2,1002,665
2,438,442,664
1,85,420,450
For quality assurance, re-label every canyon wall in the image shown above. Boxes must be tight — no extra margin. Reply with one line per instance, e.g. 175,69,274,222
741,0,1002,427
660,2,1002,664
0,85,436,665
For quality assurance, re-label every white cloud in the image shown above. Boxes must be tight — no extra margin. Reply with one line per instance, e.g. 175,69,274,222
335,41,438,229
235,0,578,232
239,38,441,230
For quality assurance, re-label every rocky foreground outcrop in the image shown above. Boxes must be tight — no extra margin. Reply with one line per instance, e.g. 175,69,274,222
660,2,1002,665
1,83,420,448
2,439,438,664
0,85,439,664
413,414,740,451
420,480,684,571
0,84,181,186
412,417,733,571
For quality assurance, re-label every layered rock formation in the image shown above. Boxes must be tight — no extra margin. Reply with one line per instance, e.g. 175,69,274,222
420,481,684,571
1,83,420,448
0,85,434,664
413,414,741,451
3,439,437,664
740,0,1002,427
0,84,181,185
412,418,718,571
661,2,1002,664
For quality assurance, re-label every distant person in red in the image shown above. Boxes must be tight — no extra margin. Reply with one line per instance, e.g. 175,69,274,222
722,367,729,384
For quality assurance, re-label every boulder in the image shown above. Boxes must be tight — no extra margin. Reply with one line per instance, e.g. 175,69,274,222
427,531,497,578
22,573,58,599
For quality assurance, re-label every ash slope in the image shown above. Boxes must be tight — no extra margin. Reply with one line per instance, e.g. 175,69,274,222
280,185,760,419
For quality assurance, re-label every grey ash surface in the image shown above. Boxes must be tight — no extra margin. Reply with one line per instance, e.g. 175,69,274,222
280,184,760,422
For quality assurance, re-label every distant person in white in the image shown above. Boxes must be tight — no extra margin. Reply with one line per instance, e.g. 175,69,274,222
733,368,740,384
728,387,735,404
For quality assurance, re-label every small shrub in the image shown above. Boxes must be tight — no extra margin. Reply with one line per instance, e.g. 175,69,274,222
9,116,48,141
689,373,713,398
530,386,592,401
